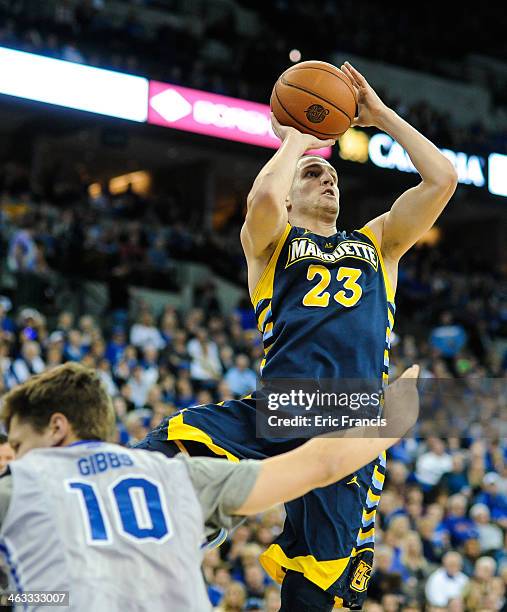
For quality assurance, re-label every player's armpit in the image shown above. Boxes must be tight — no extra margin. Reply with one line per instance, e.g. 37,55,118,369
380,178,457,261
177,455,261,535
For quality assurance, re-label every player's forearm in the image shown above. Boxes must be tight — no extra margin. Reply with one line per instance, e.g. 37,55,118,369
376,108,457,185
235,434,397,515
304,435,398,487
247,134,307,208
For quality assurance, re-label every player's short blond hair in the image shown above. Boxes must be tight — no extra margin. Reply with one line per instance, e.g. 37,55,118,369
2,362,115,441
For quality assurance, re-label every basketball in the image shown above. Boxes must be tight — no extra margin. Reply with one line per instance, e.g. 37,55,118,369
270,60,358,139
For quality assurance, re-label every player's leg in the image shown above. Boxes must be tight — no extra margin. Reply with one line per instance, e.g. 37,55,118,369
260,458,382,609
280,570,335,612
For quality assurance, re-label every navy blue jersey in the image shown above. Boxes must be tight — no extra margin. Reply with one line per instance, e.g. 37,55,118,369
254,223,395,384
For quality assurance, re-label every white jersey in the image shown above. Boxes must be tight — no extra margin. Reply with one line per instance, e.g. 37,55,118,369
0,441,260,612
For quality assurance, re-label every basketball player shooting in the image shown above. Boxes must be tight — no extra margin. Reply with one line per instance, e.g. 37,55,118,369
137,62,458,611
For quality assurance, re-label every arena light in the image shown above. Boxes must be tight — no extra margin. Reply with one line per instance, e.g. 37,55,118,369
488,153,507,197
148,81,331,158
109,171,151,195
0,47,148,122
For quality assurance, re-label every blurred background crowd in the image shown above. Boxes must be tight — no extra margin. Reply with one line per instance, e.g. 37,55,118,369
1,0,507,610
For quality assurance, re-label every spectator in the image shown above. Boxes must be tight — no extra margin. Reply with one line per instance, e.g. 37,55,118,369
263,586,281,612
415,437,453,490
243,563,266,606
399,531,431,601
463,556,497,611
474,472,507,524
0,433,15,474
368,544,402,602
469,503,504,554
430,311,467,362
105,326,127,365
439,452,469,496
7,341,45,387
130,311,165,350
425,551,469,607
441,494,478,548
417,516,445,564
207,563,232,607
461,537,482,577
213,581,247,612
97,358,118,396
224,354,257,397
127,364,152,408
64,329,85,361
7,225,36,272
0,297,15,342
187,327,222,389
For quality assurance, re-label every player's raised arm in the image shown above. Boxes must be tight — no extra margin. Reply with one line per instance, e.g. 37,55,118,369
340,62,458,263
241,116,335,258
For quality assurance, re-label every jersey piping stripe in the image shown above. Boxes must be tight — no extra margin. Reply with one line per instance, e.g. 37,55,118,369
251,223,292,308
356,226,395,303
0,541,24,597
258,305,272,331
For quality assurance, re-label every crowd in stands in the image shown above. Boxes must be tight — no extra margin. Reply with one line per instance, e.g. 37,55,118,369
0,0,505,153
0,159,247,308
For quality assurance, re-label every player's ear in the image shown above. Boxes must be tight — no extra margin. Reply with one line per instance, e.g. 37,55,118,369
48,412,72,446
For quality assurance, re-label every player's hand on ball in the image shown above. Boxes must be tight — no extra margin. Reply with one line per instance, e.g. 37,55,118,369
271,113,336,151
340,62,390,128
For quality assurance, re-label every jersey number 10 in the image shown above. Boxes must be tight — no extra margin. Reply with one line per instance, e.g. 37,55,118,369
67,476,171,544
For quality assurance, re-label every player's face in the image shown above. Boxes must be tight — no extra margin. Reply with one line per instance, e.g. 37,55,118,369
0,443,15,473
8,413,68,459
289,158,339,217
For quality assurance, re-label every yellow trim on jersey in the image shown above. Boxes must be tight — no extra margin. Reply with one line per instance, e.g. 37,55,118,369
167,413,240,463
373,464,385,485
260,544,376,592
356,226,395,303
259,544,350,591
357,528,375,542
388,309,395,327
251,223,292,308
257,303,271,331
362,508,377,523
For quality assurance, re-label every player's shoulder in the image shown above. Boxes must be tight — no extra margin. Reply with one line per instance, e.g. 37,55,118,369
356,214,387,249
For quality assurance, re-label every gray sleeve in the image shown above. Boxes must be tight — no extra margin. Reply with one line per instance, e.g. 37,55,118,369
0,473,12,527
177,455,261,534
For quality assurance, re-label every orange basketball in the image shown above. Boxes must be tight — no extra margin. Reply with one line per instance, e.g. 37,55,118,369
270,60,357,139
